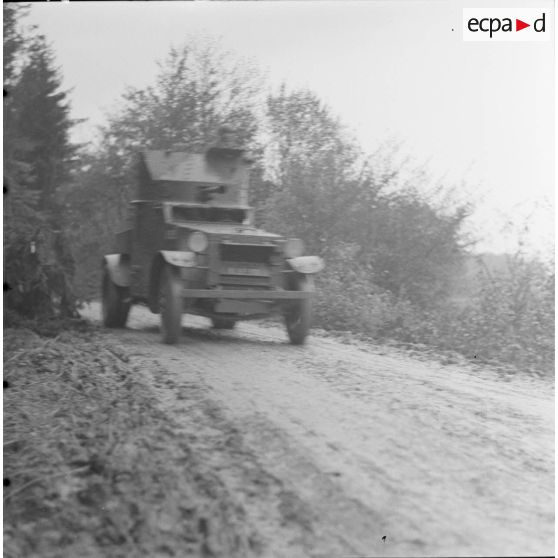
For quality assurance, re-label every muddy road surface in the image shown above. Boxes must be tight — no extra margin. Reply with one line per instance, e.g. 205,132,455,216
82,303,554,557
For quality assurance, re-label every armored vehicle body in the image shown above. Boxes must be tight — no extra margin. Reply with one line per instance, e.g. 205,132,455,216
102,130,324,344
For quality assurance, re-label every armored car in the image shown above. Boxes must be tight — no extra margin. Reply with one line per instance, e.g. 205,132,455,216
102,128,324,344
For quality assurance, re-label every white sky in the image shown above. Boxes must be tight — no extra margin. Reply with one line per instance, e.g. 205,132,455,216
25,0,555,257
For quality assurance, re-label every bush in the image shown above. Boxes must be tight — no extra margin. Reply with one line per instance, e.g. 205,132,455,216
314,250,553,376
313,243,416,338
435,257,554,373
4,182,78,319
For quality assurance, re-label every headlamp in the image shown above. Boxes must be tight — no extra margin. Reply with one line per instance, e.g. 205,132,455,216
187,231,209,253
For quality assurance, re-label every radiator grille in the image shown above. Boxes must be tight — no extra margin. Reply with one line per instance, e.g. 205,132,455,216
218,242,276,289
219,243,274,264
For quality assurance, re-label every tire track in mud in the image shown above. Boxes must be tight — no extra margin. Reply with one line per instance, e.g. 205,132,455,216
131,355,346,557
86,304,554,557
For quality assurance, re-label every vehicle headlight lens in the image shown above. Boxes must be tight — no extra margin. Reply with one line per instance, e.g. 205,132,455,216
284,238,305,258
187,231,208,253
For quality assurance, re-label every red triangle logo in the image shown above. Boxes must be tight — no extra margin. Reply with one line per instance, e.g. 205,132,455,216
516,19,530,31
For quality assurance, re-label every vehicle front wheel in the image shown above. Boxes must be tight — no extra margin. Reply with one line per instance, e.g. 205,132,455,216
284,274,314,345
159,265,183,344
101,269,131,328
211,318,237,330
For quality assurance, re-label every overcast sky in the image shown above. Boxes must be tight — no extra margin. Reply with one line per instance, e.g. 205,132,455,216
25,0,554,256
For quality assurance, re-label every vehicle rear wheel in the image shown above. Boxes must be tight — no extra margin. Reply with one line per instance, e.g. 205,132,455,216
284,274,314,345
101,269,131,328
159,265,183,344
211,318,237,330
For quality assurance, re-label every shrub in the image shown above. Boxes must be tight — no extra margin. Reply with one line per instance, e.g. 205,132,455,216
314,249,553,375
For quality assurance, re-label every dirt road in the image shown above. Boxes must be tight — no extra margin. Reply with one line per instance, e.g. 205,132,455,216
82,303,554,557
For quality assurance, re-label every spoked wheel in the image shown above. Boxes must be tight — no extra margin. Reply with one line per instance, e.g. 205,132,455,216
159,265,183,344
284,274,314,345
101,269,131,328
211,318,237,330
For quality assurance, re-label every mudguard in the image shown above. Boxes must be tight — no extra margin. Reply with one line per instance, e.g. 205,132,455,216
286,255,324,275
103,254,131,287
160,250,197,268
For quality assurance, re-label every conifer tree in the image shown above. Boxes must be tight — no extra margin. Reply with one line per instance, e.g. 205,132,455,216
3,5,78,318
12,35,75,211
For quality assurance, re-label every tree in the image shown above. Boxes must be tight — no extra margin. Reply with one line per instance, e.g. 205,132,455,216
65,38,264,297
3,6,78,318
261,85,470,306
349,186,470,305
88,37,263,205
11,35,75,210
262,86,368,254
4,3,32,194
3,3,27,87
102,39,262,155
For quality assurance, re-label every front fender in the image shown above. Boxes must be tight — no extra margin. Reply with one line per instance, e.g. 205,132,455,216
159,250,197,268
286,255,324,275
103,254,131,287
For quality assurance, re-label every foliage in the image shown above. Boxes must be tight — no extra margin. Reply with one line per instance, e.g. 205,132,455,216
436,255,554,373
59,151,131,299
3,3,28,87
65,39,265,298
313,250,554,375
3,5,78,318
104,40,262,153
59,37,552,375
262,86,470,306
11,35,76,204
95,37,263,202
313,243,412,337
261,87,366,253
353,187,470,305
261,87,551,373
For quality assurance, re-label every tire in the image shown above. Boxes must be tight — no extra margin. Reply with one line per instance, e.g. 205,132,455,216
159,265,183,344
284,274,314,345
102,269,131,328
211,318,237,330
